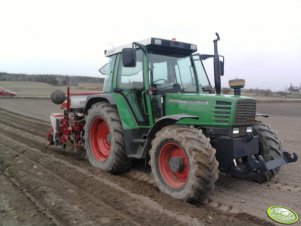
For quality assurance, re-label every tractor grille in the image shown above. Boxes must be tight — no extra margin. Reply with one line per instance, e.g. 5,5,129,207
212,101,232,124
234,99,256,125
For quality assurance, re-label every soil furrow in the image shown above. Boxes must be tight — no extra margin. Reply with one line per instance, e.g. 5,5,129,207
0,108,49,126
2,170,64,226
0,111,48,137
0,148,141,226
0,142,142,226
0,172,56,226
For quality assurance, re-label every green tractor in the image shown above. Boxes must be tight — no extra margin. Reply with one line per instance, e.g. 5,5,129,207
83,33,298,202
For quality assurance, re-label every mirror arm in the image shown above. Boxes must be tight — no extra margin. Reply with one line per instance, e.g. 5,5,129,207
132,42,147,53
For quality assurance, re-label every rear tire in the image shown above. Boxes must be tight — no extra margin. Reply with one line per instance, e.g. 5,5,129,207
252,123,283,182
85,102,131,173
149,125,219,202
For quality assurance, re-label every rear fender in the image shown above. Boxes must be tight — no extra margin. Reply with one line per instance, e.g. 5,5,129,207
83,94,115,114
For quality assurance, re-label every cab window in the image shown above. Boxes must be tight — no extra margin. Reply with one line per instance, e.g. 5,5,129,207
117,50,144,90
100,55,117,92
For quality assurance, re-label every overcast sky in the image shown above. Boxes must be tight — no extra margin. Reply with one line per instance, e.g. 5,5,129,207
0,0,300,90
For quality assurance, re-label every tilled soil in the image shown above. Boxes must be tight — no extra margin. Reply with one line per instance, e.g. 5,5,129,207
0,100,300,225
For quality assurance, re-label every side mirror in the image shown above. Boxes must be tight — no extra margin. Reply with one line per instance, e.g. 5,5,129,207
122,48,136,67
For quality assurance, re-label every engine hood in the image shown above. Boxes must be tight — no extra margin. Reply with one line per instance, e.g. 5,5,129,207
164,93,256,127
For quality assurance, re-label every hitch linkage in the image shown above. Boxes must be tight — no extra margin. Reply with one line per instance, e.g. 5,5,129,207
229,151,298,181
283,151,298,163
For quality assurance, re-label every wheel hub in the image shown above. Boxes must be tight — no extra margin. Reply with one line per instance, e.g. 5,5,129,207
106,133,111,145
158,142,189,189
169,156,184,173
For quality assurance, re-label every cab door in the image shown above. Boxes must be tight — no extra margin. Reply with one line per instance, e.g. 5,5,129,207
113,50,152,157
115,49,150,125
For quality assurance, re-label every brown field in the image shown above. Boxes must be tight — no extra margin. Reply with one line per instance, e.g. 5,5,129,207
0,98,300,226
0,81,102,97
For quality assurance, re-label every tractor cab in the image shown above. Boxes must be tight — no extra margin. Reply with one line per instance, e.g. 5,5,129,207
100,37,223,125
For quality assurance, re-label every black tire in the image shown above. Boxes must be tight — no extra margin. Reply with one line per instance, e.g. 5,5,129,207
149,125,219,203
85,102,131,173
252,123,283,182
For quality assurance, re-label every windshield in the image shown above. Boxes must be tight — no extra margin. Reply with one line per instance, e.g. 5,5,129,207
193,55,211,89
149,53,210,93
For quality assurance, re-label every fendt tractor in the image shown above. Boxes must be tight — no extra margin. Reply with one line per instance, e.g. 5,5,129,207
47,33,298,202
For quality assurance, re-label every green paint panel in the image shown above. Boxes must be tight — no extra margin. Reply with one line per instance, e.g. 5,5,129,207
165,93,253,127
112,92,139,129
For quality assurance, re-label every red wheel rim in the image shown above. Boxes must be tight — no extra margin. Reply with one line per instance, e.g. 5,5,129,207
89,116,111,161
158,142,189,189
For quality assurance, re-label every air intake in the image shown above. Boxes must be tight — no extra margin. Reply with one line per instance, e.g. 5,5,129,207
213,101,232,124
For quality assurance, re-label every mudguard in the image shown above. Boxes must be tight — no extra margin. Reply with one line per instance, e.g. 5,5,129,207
83,94,115,114
141,114,198,158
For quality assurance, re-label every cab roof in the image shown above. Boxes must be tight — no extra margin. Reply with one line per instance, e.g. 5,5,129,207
105,38,198,57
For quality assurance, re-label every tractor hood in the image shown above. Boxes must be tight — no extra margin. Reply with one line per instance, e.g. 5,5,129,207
165,93,256,127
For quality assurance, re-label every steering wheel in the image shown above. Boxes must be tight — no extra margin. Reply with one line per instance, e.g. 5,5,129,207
152,78,167,85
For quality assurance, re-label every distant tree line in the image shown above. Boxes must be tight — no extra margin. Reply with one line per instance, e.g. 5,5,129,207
0,72,104,86
242,88,272,96
288,83,301,93
221,87,273,96
242,87,301,98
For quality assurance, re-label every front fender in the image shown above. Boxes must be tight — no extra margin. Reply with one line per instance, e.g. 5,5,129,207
141,114,198,157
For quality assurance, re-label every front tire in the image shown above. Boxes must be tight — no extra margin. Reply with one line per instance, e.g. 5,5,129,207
149,125,219,202
253,123,283,182
85,102,131,173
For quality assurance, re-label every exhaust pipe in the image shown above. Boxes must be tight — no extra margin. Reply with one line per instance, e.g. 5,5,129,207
213,33,221,95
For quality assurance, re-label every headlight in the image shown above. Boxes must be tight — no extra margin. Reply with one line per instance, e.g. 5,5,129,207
233,128,239,134
246,126,252,133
